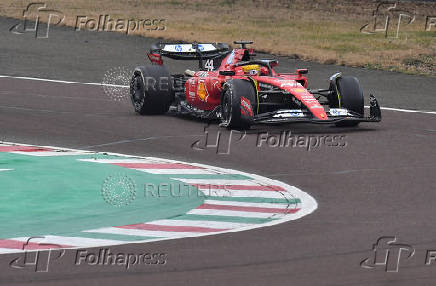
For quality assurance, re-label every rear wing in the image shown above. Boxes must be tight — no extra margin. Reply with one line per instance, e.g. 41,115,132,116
148,42,231,69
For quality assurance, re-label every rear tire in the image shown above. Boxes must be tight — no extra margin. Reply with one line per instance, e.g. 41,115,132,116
329,76,364,127
220,79,256,130
130,65,173,115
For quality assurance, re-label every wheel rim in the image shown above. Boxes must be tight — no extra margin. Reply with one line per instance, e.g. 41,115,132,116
222,90,232,124
130,74,145,111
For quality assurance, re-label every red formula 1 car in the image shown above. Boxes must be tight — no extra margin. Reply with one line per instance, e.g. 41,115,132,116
130,41,381,129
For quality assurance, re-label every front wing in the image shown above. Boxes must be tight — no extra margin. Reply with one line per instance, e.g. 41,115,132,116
253,95,382,125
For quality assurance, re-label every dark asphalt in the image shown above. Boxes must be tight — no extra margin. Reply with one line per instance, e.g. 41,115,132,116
1,15,436,286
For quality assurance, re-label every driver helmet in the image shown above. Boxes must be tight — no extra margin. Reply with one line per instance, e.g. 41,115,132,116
241,64,261,76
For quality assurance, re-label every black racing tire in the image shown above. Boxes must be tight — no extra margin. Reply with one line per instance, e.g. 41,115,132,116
130,65,174,115
220,79,256,130
330,76,364,127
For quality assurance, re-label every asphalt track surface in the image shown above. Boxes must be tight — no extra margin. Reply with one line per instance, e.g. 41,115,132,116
0,16,436,286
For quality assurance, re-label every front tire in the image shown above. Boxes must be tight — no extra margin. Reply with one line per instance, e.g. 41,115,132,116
220,79,256,130
329,76,364,127
130,65,173,115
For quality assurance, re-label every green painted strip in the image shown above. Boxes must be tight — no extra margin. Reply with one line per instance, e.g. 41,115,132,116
0,153,203,238
171,214,276,224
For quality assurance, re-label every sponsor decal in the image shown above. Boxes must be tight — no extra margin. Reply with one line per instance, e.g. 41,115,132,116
196,71,209,77
162,44,217,53
197,80,209,102
273,110,305,118
240,96,253,117
226,50,235,65
276,79,298,89
280,82,296,89
212,79,222,91
188,78,196,87
259,82,274,90
329,108,349,116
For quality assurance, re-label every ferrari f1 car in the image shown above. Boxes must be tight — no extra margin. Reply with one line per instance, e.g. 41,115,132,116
130,41,381,129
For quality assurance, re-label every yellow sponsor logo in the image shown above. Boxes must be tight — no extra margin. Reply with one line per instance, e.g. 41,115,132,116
197,81,208,101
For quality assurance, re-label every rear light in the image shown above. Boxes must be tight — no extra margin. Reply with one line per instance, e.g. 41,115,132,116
147,53,163,65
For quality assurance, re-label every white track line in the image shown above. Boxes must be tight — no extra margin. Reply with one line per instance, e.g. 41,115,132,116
381,107,436,115
11,151,90,156
0,75,128,88
1,74,435,115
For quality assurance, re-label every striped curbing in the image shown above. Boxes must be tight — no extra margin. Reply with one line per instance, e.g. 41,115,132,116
0,142,317,254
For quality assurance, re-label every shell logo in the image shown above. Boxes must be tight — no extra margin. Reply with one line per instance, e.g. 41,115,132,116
197,81,208,102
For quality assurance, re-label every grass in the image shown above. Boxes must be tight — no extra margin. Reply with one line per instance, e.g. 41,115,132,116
0,0,434,75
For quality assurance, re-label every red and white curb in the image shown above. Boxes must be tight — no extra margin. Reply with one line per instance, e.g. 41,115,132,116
0,142,317,254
